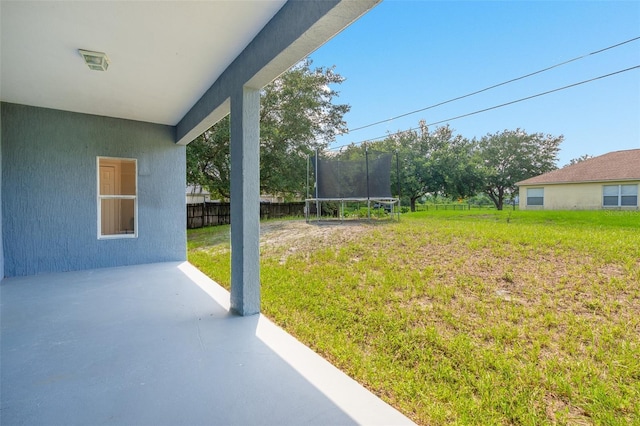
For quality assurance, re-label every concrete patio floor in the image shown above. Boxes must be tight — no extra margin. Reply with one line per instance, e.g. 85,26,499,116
1,262,413,425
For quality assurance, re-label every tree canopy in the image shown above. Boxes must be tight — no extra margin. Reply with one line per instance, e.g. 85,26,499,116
186,59,349,200
477,129,563,210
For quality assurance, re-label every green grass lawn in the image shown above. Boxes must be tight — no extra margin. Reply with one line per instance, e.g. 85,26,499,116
188,210,640,425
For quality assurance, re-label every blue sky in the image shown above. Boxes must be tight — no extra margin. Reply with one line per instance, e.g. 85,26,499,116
310,0,640,166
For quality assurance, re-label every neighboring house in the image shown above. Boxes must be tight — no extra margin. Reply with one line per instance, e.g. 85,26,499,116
186,185,212,204
186,187,285,204
516,149,640,210
261,194,287,203
1,1,379,315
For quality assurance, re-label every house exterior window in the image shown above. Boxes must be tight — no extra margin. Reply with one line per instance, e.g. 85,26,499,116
526,188,544,206
98,157,137,238
603,184,638,207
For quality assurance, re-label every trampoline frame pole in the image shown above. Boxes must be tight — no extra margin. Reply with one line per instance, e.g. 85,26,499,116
365,144,370,219
396,150,401,221
315,149,320,221
305,154,310,222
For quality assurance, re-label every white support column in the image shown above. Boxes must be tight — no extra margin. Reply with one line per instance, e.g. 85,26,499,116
229,86,261,315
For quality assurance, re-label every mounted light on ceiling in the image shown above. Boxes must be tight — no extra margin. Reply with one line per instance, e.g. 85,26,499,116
79,49,110,71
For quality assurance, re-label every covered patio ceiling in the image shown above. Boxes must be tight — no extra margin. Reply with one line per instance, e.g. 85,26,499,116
1,1,377,145
0,1,286,126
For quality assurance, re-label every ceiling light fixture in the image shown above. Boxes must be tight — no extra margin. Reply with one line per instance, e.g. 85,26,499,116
79,49,110,71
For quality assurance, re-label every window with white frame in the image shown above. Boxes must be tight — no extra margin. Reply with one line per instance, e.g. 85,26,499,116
526,188,544,206
603,184,638,207
97,157,137,238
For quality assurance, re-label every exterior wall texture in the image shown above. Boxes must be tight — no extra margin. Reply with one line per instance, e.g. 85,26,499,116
519,181,640,210
1,112,3,279
1,103,186,276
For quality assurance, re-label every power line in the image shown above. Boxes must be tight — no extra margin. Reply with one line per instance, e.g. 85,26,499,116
345,36,640,134
426,65,640,126
330,65,640,151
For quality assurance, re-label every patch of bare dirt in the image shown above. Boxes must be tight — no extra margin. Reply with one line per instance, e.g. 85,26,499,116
259,219,381,259
543,394,593,425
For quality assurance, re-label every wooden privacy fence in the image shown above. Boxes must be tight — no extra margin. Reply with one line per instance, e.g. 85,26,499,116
187,202,305,229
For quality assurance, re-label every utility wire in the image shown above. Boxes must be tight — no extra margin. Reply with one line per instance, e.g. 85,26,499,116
330,64,640,151
345,36,640,134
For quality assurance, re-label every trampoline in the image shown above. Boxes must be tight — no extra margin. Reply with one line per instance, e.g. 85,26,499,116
305,149,399,222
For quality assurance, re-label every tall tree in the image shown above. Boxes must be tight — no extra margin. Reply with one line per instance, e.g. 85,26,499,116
378,123,485,210
186,59,349,200
424,125,485,201
186,116,231,199
478,129,563,210
370,122,431,212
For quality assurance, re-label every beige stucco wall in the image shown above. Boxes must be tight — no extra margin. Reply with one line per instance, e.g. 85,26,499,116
519,181,640,210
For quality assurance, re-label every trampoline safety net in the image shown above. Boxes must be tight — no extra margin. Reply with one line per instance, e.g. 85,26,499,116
312,151,393,198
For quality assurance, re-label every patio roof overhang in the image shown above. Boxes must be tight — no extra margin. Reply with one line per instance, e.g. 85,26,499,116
0,0,378,145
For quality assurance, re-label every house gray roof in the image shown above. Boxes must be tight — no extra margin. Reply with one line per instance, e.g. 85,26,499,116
517,148,640,185
186,185,210,195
